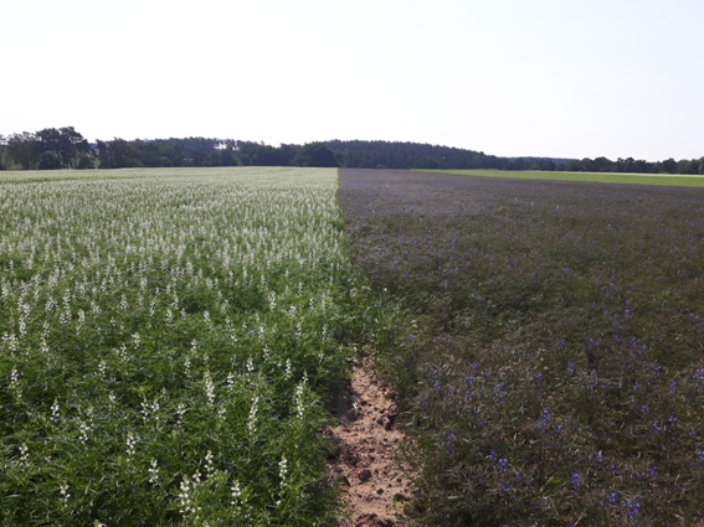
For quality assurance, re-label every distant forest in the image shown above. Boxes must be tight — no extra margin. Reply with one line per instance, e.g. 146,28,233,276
1,126,703,175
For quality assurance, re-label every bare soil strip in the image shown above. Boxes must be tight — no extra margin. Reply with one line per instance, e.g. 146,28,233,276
328,354,416,527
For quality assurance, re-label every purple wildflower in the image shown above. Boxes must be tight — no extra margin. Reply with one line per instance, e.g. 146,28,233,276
463,376,475,403
444,432,457,455
493,383,505,404
589,370,599,390
696,450,704,464
623,499,641,523
541,407,551,430
667,412,678,432
570,472,581,490
594,450,603,466
600,491,620,508
430,367,441,393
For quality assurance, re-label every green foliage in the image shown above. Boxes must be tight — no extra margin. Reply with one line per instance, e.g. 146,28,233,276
2,127,90,170
6,132,38,169
37,151,62,169
442,169,704,187
2,126,701,175
0,167,353,525
250,144,296,167
97,138,143,168
295,143,340,168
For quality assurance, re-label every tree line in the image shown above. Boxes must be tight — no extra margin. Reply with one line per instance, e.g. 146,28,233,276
0,127,93,170
1,127,703,175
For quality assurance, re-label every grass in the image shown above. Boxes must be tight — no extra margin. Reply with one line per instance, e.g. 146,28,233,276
431,168,704,187
339,169,704,526
0,167,357,526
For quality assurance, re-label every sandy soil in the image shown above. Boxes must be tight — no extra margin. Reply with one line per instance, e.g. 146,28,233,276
328,354,416,527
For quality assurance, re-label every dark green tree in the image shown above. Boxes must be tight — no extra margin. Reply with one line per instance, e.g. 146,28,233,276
415,157,440,169
0,135,6,170
35,127,90,168
508,158,527,170
37,151,62,169
295,143,339,167
315,145,340,167
591,156,614,172
661,158,677,174
220,147,237,166
677,159,696,174
251,144,296,166
96,138,143,168
6,132,39,169
632,159,650,173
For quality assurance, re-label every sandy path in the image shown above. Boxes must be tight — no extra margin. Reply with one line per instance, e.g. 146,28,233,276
328,355,416,527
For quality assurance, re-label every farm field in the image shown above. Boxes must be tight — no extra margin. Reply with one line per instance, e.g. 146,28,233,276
0,167,355,526
437,169,704,187
338,169,704,526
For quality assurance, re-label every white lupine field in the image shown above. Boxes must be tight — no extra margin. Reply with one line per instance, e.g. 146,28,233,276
0,167,354,526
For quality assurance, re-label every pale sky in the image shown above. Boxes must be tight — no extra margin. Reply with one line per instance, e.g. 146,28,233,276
2,0,703,161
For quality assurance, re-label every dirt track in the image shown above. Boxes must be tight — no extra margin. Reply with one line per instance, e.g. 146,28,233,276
328,354,415,527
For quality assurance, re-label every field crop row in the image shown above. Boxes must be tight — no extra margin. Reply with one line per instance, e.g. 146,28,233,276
339,169,704,526
0,167,353,526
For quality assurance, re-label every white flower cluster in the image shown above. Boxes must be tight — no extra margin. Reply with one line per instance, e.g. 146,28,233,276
0,167,347,522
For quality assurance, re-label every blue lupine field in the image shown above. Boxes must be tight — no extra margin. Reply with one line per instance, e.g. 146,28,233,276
338,168,704,526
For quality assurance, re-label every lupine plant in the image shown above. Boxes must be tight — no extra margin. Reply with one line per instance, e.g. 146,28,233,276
0,167,354,526
339,169,704,526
